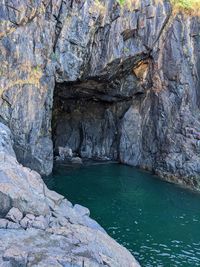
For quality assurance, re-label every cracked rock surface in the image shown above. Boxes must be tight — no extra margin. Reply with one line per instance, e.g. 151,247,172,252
1,0,199,188
0,122,139,266
0,0,200,265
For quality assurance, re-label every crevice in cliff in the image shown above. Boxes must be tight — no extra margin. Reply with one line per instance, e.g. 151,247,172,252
53,0,68,52
152,4,173,48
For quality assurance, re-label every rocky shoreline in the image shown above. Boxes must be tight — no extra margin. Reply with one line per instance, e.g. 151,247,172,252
0,123,139,266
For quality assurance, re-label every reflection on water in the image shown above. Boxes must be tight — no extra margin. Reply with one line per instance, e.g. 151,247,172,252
44,163,200,266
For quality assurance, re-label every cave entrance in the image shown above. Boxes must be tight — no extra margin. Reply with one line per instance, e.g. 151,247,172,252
52,77,135,162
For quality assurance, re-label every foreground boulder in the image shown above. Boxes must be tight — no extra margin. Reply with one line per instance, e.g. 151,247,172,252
0,226,139,267
0,123,140,266
0,152,52,216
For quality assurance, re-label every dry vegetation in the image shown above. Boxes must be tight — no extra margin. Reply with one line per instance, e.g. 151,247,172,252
0,64,43,96
90,0,106,15
171,0,200,16
117,0,200,15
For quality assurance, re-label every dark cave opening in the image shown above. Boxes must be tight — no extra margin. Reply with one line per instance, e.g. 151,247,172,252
52,79,133,162
51,57,151,164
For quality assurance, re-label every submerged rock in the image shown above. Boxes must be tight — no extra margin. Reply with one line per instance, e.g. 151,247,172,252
71,157,83,164
57,146,73,160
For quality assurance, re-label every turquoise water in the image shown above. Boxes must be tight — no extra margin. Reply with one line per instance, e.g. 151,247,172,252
44,163,200,266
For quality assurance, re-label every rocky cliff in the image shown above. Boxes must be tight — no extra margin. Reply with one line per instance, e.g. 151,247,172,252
1,0,199,189
0,0,200,265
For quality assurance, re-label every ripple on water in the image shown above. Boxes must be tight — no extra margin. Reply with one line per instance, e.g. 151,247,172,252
44,163,200,267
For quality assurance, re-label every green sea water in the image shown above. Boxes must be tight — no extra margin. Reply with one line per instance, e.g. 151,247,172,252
44,163,200,266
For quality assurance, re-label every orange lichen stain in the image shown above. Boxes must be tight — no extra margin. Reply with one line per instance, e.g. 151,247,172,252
89,0,106,15
133,62,149,81
0,64,43,95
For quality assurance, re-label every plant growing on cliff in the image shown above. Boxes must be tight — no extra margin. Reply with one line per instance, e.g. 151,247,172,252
171,0,200,15
116,0,163,11
116,0,200,15
90,0,106,14
33,66,41,73
116,0,137,10
117,0,125,5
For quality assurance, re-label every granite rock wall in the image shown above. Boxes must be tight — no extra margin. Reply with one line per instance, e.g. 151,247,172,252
0,0,200,188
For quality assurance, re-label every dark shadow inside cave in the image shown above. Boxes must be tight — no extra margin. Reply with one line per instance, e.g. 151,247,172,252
51,57,151,164
52,79,132,162
51,72,146,162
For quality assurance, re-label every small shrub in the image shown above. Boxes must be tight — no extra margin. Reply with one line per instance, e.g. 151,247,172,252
117,0,126,5
116,0,200,15
171,0,200,15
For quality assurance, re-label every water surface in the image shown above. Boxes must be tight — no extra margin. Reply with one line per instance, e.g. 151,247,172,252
44,163,200,266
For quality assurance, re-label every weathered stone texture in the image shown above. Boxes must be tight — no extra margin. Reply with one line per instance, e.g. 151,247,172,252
0,122,139,266
0,0,200,190
52,1,200,188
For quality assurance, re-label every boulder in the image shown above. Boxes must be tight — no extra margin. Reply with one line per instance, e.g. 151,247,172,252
20,214,35,229
0,228,140,267
71,157,83,164
58,146,73,160
3,247,28,267
0,192,12,218
73,204,90,217
53,203,105,233
6,208,23,223
57,216,69,227
0,153,51,216
0,123,67,217
32,215,48,230
0,219,8,229
7,222,22,230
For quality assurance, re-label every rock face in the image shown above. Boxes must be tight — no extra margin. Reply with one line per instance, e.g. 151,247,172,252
0,122,139,266
0,0,200,264
52,0,200,189
0,0,59,175
0,226,139,267
0,0,199,188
